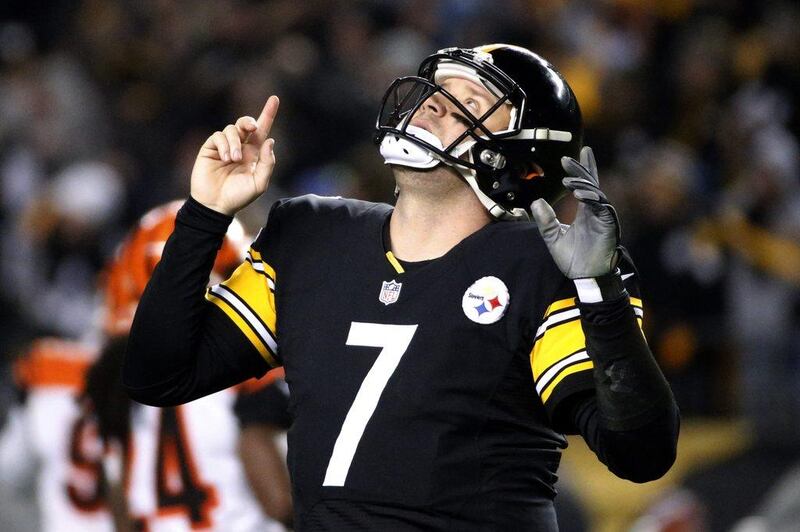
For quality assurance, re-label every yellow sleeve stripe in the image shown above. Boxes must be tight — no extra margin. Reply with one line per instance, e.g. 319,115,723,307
220,259,277,333
207,288,279,367
540,360,594,403
544,297,577,317
535,349,590,394
246,249,276,287
531,318,585,380
248,247,264,262
530,293,645,403
535,307,580,340
204,254,279,367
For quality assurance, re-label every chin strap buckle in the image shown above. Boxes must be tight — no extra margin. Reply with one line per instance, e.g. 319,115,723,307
479,149,506,169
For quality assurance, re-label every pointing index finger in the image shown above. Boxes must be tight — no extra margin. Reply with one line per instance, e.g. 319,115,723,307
250,95,280,145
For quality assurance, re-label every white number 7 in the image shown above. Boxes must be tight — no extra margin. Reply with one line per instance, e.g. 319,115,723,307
322,322,418,487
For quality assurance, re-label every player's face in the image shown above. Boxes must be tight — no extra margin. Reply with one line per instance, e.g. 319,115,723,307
410,76,511,148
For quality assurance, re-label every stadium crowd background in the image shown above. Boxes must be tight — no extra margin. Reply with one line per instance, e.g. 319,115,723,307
0,0,798,530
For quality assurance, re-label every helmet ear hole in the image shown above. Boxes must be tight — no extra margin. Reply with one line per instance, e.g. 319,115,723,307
522,163,544,181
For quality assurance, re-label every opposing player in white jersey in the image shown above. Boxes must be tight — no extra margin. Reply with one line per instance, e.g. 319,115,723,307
0,337,113,532
86,201,292,531
118,368,290,531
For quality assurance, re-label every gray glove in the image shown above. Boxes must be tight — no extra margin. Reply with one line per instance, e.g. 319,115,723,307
531,146,620,279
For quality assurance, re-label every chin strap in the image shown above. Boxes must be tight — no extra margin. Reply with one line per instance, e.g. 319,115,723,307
453,151,530,221
380,125,529,221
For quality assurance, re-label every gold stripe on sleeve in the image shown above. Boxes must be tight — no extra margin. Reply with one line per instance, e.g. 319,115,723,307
531,292,647,403
249,249,273,269
223,261,277,334
204,250,280,367
540,361,594,403
206,292,278,367
531,319,586,381
544,297,577,317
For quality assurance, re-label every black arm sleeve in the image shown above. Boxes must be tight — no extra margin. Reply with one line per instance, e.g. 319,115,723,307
569,293,680,482
123,198,269,407
568,391,679,483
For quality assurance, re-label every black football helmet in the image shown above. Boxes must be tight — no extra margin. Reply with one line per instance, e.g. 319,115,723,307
375,44,583,220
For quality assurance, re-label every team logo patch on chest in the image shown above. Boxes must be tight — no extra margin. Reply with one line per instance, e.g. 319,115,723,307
462,276,509,324
379,280,403,305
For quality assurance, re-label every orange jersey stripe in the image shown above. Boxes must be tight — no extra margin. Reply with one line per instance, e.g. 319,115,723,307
14,339,96,391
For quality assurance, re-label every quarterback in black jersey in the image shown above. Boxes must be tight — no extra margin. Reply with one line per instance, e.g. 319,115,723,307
125,44,679,530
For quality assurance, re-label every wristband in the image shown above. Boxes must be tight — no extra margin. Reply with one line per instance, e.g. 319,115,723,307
573,270,627,303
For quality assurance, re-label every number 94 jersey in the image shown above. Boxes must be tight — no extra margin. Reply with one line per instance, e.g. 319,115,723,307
206,195,644,530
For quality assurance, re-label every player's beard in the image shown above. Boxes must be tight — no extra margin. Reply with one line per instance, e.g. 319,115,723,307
391,161,469,201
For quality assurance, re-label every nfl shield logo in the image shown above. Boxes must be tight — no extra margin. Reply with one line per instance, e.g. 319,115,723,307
379,280,402,306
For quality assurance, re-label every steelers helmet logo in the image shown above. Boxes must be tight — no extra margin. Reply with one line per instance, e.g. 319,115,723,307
462,276,509,324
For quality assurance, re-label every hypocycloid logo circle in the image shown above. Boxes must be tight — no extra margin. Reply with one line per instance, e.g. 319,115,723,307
462,276,509,324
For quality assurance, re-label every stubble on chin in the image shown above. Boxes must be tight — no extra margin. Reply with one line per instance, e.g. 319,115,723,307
392,165,466,198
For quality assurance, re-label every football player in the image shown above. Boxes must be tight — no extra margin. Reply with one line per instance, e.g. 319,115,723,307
0,338,112,532
124,44,679,530
87,202,292,531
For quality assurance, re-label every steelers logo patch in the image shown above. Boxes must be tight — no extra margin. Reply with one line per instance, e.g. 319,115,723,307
462,276,509,324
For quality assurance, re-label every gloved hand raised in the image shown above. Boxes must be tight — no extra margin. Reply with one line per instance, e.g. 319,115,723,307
531,146,620,280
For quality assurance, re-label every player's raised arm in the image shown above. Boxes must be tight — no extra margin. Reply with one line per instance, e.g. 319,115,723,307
123,100,281,407
533,146,679,482
192,96,279,215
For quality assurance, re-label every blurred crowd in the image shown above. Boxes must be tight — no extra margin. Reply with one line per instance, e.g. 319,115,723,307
1,0,798,530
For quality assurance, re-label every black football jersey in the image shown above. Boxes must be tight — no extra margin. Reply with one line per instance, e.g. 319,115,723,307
205,195,643,530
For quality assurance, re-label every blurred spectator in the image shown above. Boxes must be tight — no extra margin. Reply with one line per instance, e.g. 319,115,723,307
715,78,800,446
1,159,125,339
622,139,728,416
731,462,800,532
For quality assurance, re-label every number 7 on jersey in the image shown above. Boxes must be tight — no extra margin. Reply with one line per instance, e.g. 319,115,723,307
323,322,418,486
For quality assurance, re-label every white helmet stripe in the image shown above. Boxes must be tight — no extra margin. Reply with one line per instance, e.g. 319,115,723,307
511,128,573,142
